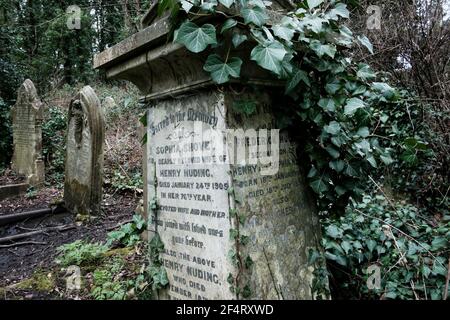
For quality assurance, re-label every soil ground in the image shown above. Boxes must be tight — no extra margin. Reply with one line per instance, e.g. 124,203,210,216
0,169,26,186
0,187,139,299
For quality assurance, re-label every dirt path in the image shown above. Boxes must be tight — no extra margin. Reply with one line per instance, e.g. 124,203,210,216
0,187,139,291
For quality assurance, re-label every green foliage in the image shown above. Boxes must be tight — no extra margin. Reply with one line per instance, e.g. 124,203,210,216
316,194,449,300
56,240,109,267
162,1,449,300
148,234,169,291
111,170,143,193
203,54,243,84
91,254,154,300
0,98,12,168
25,186,38,199
107,214,147,247
164,0,403,214
174,21,217,53
102,92,141,123
42,106,67,186
91,267,128,300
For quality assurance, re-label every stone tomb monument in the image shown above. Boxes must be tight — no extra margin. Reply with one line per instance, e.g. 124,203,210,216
94,3,324,300
64,86,105,216
11,79,45,186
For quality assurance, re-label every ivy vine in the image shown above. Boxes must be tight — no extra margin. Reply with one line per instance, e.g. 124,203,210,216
157,0,402,215
227,188,254,299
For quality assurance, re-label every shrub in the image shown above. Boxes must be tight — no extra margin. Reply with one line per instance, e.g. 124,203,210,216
314,194,449,300
56,240,109,267
42,106,67,186
107,214,147,247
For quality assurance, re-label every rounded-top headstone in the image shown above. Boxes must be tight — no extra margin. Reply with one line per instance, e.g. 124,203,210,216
64,86,105,216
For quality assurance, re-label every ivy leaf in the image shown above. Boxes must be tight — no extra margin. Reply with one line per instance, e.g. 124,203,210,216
356,127,370,138
432,259,447,276
327,3,350,20
344,98,365,116
221,19,237,33
272,24,295,42
299,15,327,34
324,121,341,135
174,21,217,53
422,265,431,279
310,40,337,58
357,35,374,54
366,239,377,253
341,240,352,254
244,256,254,269
219,0,234,8
204,54,243,84
326,225,343,239
431,237,448,251
336,25,354,46
330,160,345,173
401,149,418,166
344,162,358,177
250,42,287,75
367,155,378,168
307,0,324,9
180,0,194,13
285,69,310,94
326,80,341,94
326,146,340,159
380,154,394,165
307,166,318,178
319,98,336,112
310,175,330,194
249,0,267,7
241,6,268,26
201,0,218,11
357,64,376,81
232,33,248,48
372,82,397,100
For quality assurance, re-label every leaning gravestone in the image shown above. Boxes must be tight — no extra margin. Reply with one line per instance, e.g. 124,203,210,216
94,2,325,300
64,86,105,216
11,79,45,187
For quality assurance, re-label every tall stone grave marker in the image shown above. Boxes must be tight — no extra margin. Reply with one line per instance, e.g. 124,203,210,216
64,86,105,216
11,79,45,186
94,2,325,300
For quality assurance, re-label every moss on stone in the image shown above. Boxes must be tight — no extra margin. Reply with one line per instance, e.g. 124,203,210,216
15,271,55,292
104,247,134,258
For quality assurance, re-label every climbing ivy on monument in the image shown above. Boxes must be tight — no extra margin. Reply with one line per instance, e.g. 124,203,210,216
162,0,401,214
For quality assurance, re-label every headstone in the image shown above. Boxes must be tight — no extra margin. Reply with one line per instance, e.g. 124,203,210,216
64,86,105,216
11,79,45,186
94,2,325,300
102,96,116,110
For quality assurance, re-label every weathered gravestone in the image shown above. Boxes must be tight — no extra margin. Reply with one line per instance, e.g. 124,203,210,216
64,86,105,216
11,79,45,186
94,2,325,300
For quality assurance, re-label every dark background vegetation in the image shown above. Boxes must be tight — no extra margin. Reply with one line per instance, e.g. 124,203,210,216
0,0,448,299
